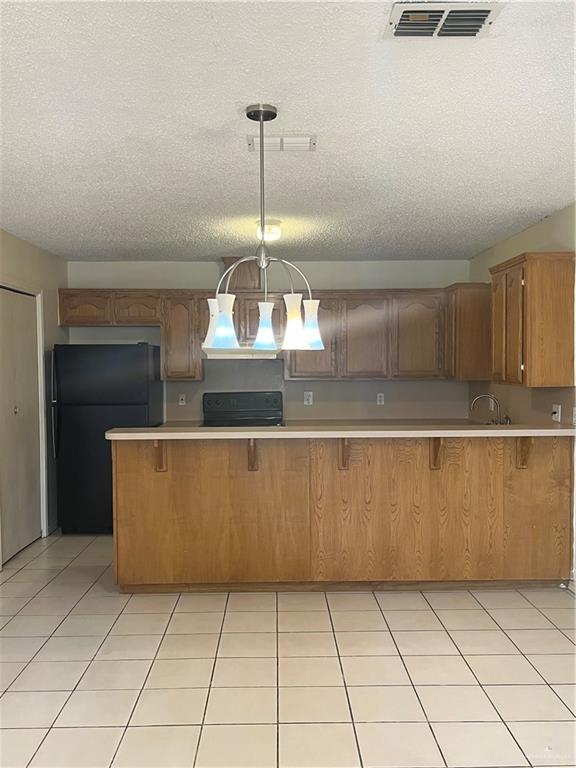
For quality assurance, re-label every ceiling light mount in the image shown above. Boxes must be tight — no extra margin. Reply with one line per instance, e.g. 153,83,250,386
246,104,278,122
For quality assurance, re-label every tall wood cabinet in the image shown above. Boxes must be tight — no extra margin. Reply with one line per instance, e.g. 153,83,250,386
490,252,574,387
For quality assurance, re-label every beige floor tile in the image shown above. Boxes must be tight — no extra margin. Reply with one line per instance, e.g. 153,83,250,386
507,629,576,654
331,611,387,632
54,614,117,636
277,592,328,612
217,632,277,658
280,686,351,722
280,723,360,767
110,613,170,635
222,611,277,633
471,590,533,609
112,725,200,767
78,659,152,690
122,594,178,613
488,608,555,629
384,610,443,630
8,568,59,583
433,722,529,766
174,593,228,613
18,597,78,616
37,583,90,599
336,631,397,656
424,591,480,610
404,655,477,685
508,721,576,766
212,657,277,687
542,609,576,630
71,596,129,615
197,724,276,768
528,655,576,684
167,612,223,634
145,658,213,688
0,597,32,615
226,592,277,612
393,630,458,656
485,684,574,721
278,632,337,657
0,582,43,598
205,686,276,724
520,589,575,609
436,609,499,630
356,722,444,767
0,728,47,768
29,726,123,767
449,630,520,655
157,633,219,659
0,636,47,662
35,636,103,662
279,657,343,686
327,593,379,612
278,611,332,632
54,689,139,727
95,635,161,661
417,685,499,721
0,661,26,691
130,687,208,725
9,660,88,691
465,654,544,684
552,684,576,714
341,656,410,686
375,592,430,611
0,616,62,637
349,685,425,722
0,691,69,728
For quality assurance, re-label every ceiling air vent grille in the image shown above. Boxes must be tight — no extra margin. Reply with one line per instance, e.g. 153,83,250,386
385,3,502,38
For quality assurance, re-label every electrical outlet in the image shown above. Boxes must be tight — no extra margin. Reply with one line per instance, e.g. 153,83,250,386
573,406,576,425
177,393,187,406
551,404,562,423
303,391,313,406
376,393,385,405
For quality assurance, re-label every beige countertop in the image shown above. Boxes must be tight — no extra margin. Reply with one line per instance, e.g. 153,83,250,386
106,419,576,440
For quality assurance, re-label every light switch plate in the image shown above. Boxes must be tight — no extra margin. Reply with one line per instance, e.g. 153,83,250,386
304,391,313,406
552,404,561,422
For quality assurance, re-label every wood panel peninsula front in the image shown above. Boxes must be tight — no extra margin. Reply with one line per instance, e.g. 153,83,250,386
106,423,574,590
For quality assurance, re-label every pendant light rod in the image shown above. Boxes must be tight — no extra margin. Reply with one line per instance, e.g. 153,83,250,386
259,110,265,248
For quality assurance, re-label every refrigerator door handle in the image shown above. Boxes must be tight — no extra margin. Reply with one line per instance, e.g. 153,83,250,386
51,404,59,459
50,349,57,405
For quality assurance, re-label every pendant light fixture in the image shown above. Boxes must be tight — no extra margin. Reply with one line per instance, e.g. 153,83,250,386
202,104,323,358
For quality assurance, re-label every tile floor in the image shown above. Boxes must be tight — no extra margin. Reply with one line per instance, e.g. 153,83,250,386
0,533,574,767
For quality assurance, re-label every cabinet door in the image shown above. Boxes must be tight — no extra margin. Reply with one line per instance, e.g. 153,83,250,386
444,290,457,379
161,297,202,380
287,299,339,379
240,294,285,345
505,266,524,384
391,293,444,378
341,298,389,378
491,272,506,382
59,290,112,326
114,292,161,325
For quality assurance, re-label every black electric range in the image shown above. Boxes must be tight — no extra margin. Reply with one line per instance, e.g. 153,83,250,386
202,391,283,427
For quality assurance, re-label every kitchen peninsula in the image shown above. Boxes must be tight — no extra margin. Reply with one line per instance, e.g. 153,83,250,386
107,422,574,590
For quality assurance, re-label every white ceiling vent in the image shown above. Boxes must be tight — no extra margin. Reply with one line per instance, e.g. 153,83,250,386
247,134,317,152
385,3,502,38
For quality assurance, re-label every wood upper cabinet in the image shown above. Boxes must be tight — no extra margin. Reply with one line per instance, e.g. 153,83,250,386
59,290,113,325
390,292,444,378
490,252,575,387
287,299,339,378
161,296,202,380
444,284,491,381
113,292,161,325
340,297,389,378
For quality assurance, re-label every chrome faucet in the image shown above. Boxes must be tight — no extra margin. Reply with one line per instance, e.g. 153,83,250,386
470,394,511,425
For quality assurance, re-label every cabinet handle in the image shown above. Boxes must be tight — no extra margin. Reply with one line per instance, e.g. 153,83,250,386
338,438,350,470
248,438,258,471
515,436,532,469
429,437,444,470
154,440,167,472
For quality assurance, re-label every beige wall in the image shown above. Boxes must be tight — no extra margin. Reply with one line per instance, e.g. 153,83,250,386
469,202,575,426
0,229,69,532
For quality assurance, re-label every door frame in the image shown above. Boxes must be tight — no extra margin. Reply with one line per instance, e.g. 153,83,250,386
0,279,49,546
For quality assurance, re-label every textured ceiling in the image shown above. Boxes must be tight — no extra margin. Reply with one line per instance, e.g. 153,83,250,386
0,0,574,262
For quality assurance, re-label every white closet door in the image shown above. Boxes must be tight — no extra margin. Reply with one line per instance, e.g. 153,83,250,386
0,287,42,563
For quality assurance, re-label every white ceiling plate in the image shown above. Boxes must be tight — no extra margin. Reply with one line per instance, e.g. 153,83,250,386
0,1,573,262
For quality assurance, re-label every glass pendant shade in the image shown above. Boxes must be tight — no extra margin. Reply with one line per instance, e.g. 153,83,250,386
303,299,324,350
282,293,309,350
202,298,219,349
211,293,240,349
253,302,277,351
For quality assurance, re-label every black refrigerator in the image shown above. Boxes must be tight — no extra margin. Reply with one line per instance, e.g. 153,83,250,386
52,343,163,534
